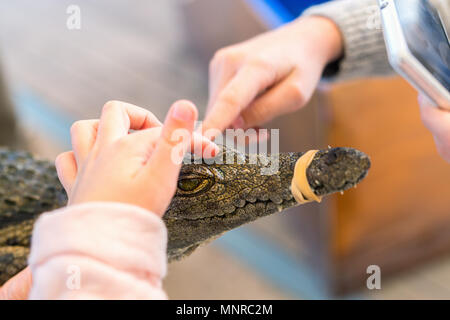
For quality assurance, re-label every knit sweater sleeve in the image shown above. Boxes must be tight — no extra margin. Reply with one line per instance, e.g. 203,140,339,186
303,0,395,81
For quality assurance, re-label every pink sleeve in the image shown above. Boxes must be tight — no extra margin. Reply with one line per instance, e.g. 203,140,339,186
27,202,168,300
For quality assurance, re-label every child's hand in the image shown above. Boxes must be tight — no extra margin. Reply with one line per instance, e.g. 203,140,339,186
0,267,32,300
56,100,214,216
419,95,450,163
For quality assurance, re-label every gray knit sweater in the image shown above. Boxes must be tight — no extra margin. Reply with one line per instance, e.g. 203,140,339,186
304,0,394,81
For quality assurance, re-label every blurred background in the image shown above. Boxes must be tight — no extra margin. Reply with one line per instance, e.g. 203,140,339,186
0,0,450,299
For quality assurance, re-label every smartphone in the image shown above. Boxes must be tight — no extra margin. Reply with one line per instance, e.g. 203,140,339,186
379,0,450,109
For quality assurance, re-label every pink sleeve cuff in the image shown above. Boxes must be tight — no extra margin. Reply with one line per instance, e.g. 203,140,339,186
28,202,168,300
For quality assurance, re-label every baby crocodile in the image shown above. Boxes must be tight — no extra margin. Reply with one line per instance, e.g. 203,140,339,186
0,146,370,285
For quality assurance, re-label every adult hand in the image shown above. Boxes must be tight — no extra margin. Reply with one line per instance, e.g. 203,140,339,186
202,16,343,135
419,94,450,162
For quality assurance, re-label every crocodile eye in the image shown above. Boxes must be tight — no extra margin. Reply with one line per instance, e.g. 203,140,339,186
175,166,218,197
176,176,214,197
178,178,202,192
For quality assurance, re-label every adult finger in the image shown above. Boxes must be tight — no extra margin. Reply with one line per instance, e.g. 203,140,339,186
55,151,77,193
202,65,275,135
96,101,162,147
240,69,309,129
70,120,99,165
433,137,450,162
206,55,238,115
419,94,450,138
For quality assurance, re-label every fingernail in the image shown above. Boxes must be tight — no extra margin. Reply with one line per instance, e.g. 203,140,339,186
232,116,245,129
172,102,195,121
212,144,220,156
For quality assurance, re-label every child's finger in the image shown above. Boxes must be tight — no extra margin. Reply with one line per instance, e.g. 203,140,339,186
96,101,162,147
122,127,218,162
144,100,197,183
70,120,99,165
121,127,162,159
0,267,32,300
55,151,77,193
191,132,219,158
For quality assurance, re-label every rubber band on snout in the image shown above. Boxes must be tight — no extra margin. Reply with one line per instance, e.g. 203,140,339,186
291,150,322,204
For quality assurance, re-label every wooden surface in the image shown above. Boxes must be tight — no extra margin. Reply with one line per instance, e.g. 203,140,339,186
327,77,450,293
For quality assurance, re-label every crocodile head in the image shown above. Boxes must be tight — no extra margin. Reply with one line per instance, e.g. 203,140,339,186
165,146,370,260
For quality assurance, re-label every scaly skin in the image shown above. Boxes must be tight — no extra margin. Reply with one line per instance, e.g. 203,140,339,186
0,146,370,285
